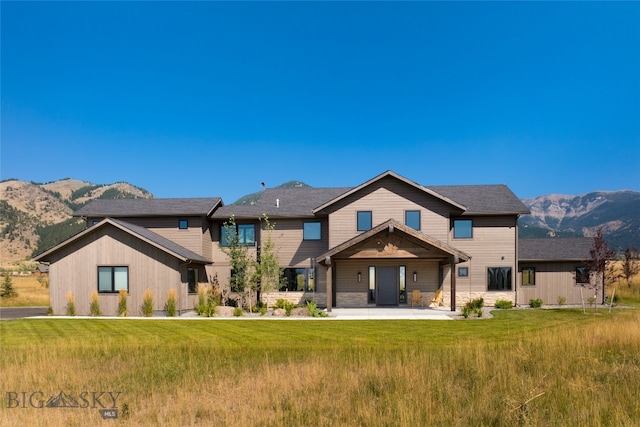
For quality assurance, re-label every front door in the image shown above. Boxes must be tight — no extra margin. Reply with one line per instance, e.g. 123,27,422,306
377,266,398,306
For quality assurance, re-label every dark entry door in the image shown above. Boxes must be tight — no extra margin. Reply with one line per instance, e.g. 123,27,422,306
377,266,398,306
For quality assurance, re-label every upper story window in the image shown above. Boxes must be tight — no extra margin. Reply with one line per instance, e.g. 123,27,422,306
357,211,372,231
453,219,473,239
405,210,420,230
178,219,188,230
98,266,128,293
522,267,535,286
303,222,321,240
220,223,256,246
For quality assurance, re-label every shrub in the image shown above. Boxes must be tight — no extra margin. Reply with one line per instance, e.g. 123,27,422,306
89,290,102,316
165,289,178,317
557,295,566,306
307,300,327,317
141,289,154,317
529,298,543,308
117,289,129,317
66,292,76,316
195,284,216,317
233,307,243,317
47,306,53,316
462,297,484,318
494,299,513,309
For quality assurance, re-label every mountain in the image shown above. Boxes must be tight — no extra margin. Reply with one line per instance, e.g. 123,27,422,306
233,180,311,205
520,190,640,251
0,179,153,265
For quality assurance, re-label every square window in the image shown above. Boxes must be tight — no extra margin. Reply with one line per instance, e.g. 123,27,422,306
405,210,420,230
357,211,372,231
487,267,512,291
303,222,321,240
178,219,188,230
453,219,473,239
98,266,128,293
522,267,535,286
576,267,590,285
458,267,469,277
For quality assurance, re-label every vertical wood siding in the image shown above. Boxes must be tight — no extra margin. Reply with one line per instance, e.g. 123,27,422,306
518,262,601,305
48,225,188,315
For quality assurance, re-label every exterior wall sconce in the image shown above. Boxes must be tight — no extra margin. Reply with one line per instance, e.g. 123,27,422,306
413,272,417,282
357,272,362,283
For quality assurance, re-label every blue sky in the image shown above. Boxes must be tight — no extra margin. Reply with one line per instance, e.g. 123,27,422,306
2,1,639,203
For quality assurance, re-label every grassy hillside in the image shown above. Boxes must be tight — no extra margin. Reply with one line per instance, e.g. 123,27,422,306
0,179,153,265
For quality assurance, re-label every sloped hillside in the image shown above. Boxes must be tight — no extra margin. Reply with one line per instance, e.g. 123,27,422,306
0,179,153,265
520,190,640,251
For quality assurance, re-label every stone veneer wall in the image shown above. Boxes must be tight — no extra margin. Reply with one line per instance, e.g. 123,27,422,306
261,291,325,307
336,292,368,307
441,291,515,308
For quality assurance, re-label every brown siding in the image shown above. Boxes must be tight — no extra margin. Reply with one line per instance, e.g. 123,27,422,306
86,216,206,256
449,216,518,294
518,262,601,305
266,218,328,267
328,178,452,248
47,226,189,316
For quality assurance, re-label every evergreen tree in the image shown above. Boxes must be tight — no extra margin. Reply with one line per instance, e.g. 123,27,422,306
1,273,18,298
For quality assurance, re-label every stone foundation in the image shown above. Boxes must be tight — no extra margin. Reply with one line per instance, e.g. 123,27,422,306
442,291,515,308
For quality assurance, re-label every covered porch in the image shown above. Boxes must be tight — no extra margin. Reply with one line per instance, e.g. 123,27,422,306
317,220,470,312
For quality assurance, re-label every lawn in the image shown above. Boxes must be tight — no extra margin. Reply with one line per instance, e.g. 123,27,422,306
1,308,639,426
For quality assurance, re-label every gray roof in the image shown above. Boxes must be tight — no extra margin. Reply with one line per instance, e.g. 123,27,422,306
212,188,351,219
34,218,211,264
519,238,593,261
109,219,211,263
429,185,531,215
74,198,222,217
213,182,529,219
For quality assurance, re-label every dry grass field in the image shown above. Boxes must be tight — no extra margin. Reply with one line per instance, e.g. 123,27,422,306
0,275,49,307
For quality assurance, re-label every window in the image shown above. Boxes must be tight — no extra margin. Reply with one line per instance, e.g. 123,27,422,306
487,267,512,291
576,267,590,285
405,210,420,230
458,267,469,277
303,222,321,240
522,267,535,286
357,211,372,231
368,266,376,303
220,223,256,246
281,268,314,291
178,219,188,230
187,268,198,293
453,219,473,239
98,266,128,293
399,266,406,303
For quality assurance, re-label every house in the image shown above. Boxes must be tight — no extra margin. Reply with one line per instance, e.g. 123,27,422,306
34,170,594,316
33,264,49,276
518,238,601,305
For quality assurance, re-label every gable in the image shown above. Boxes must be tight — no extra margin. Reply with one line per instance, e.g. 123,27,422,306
313,171,466,215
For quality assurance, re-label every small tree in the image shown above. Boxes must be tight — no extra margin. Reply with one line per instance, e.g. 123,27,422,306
220,215,253,311
585,227,615,313
1,273,17,298
622,246,639,288
256,214,282,308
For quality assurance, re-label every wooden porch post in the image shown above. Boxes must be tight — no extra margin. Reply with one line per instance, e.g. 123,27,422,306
450,255,458,312
326,257,332,313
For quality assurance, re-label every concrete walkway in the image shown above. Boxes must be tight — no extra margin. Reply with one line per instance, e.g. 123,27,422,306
327,307,455,320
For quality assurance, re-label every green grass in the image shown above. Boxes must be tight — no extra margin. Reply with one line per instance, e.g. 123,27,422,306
2,308,640,426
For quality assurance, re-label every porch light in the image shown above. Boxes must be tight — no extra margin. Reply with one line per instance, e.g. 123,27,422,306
413,272,417,282
357,272,362,283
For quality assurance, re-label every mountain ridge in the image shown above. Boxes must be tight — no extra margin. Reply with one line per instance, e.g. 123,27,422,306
1,178,637,265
